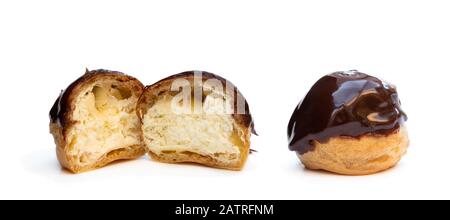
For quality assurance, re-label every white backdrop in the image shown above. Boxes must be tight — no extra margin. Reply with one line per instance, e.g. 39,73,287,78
0,0,449,200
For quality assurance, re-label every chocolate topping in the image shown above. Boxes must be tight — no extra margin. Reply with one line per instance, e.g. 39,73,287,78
288,70,407,154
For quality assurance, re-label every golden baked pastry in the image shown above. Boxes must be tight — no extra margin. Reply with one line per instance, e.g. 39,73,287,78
298,126,409,175
137,71,255,170
288,71,409,175
50,69,145,173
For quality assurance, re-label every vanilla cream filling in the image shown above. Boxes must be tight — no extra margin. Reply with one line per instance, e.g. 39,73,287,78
66,84,141,165
142,94,241,164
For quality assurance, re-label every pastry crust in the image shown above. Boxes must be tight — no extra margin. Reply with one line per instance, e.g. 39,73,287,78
137,71,255,170
49,69,145,173
147,131,250,171
298,126,409,175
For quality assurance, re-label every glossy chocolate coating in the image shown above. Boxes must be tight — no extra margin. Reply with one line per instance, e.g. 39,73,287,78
288,71,407,155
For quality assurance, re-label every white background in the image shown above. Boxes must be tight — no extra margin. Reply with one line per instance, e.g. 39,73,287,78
0,0,449,200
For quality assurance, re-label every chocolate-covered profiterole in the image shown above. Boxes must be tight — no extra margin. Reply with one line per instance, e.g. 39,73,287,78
288,70,407,155
49,69,145,173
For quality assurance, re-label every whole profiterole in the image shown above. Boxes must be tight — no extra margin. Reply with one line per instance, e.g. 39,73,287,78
287,71,409,175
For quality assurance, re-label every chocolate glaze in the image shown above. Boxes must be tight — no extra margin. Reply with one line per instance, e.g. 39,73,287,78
49,69,126,128
288,70,407,155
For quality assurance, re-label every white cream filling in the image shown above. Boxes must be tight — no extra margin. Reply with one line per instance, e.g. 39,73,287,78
142,95,241,164
66,84,141,165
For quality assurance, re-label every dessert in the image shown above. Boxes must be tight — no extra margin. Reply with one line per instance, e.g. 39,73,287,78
288,70,409,175
49,69,145,173
137,71,255,170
